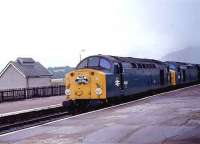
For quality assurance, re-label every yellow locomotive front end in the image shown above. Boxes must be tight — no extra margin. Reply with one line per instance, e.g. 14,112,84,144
62,55,113,110
64,68,107,107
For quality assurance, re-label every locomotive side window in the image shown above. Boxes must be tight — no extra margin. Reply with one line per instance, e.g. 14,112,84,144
88,57,99,67
77,59,88,69
138,64,143,68
131,63,137,68
122,62,132,69
100,58,111,69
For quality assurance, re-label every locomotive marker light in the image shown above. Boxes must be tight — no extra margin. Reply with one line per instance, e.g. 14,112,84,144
96,87,102,96
65,89,71,96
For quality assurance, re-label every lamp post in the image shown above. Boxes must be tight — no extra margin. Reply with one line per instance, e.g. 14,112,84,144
80,49,86,62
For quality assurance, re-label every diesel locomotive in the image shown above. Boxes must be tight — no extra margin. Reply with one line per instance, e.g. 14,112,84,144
62,55,200,109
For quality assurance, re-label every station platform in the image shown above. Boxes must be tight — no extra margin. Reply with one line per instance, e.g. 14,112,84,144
0,95,65,117
0,85,200,144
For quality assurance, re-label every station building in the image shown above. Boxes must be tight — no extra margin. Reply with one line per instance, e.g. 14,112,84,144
0,58,52,90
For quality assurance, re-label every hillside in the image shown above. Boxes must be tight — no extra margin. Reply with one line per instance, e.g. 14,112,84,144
48,66,74,79
161,47,200,64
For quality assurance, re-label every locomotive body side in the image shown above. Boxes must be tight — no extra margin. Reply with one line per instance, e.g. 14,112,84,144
63,55,200,110
166,62,199,85
108,63,170,98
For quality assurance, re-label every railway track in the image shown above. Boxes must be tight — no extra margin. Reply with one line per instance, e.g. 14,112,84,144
0,106,70,135
0,82,198,135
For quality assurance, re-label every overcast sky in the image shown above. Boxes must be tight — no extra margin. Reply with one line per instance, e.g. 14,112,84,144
0,0,199,69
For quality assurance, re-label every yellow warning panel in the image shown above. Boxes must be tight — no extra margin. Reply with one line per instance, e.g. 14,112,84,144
64,69,106,100
170,70,176,86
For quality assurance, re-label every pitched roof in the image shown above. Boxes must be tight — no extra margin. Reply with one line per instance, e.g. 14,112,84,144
0,58,52,78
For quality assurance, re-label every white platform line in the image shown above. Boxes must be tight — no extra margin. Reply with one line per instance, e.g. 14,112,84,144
1,84,199,137
0,104,62,118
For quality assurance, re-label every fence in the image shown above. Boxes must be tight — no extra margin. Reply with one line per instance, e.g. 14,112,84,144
0,85,65,103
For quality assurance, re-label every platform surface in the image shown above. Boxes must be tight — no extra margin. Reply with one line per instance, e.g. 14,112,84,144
0,95,64,116
0,85,200,144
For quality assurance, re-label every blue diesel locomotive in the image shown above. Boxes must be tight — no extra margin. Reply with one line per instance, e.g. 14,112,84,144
166,61,199,85
63,55,199,109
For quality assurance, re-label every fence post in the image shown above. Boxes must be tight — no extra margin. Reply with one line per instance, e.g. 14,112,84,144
34,87,36,97
61,85,63,95
2,91,4,102
27,88,29,99
33,87,36,97
23,88,26,99
51,86,53,96
0,91,2,103
57,86,59,95
33,88,35,97
12,89,15,100
58,86,60,95
62,85,65,95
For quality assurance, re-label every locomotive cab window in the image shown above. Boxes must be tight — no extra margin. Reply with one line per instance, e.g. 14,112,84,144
88,57,99,67
77,56,111,70
100,58,111,69
77,59,88,69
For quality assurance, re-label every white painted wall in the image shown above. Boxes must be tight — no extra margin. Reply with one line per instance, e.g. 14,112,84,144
51,78,64,86
0,65,26,90
28,77,51,88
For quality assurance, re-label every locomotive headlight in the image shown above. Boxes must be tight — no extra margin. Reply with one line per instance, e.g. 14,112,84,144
95,88,102,96
65,89,71,96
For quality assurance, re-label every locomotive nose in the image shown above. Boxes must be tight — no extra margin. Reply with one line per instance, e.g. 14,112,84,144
65,70,91,100
65,69,106,100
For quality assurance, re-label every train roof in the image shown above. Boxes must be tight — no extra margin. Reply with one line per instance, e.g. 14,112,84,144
165,61,199,70
76,55,168,69
166,61,197,67
76,54,200,69
98,55,165,65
